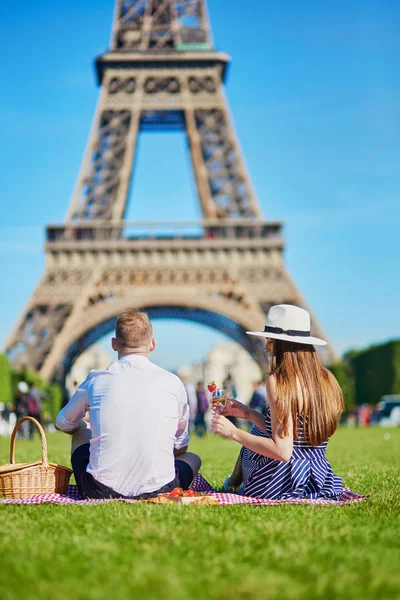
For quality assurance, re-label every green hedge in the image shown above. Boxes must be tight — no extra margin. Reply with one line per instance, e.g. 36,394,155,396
45,384,63,422
327,338,400,409
345,339,400,405
327,361,355,411
0,354,13,406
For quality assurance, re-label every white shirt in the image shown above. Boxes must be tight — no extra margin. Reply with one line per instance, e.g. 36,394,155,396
184,382,198,423
56,355,190,497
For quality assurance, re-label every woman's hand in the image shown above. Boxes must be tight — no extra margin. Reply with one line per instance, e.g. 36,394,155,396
222,398,249,419
209,397,248,419
210,413,238,440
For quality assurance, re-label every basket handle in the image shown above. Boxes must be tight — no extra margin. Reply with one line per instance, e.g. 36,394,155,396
10,417,49,466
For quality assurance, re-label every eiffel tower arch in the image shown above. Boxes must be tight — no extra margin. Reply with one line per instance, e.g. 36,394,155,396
4,0,337,383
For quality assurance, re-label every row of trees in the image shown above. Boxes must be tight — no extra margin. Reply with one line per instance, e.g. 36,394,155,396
0,354,62,421
328,339,400,410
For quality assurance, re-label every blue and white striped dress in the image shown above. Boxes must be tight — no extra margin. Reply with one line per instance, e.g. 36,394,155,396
241,406,343,500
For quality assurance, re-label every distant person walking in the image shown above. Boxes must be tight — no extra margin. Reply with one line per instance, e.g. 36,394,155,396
249,380,268,415
223,376,238,427
27,382,43,438
194,382,208,437
358,405,371,427
15,382,30,439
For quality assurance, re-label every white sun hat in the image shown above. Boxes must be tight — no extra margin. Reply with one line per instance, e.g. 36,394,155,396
246,304,327,346
18,381,29,393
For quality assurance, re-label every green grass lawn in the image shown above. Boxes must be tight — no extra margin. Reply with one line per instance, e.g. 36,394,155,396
0,427,399,600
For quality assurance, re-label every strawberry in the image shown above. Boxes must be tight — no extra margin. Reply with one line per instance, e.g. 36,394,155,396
169,487,184,497
207,381,217,393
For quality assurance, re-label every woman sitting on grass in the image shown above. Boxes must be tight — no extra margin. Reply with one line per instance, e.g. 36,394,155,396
211,304,345,500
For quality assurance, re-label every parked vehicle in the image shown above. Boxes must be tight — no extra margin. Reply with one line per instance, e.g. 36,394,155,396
376,395,400,426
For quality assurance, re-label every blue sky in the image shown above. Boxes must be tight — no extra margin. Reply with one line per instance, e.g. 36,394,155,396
0,0,399,371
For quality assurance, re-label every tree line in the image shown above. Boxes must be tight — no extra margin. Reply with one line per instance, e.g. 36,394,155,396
328,339,400,410
1,338,400,417
0,354,62,422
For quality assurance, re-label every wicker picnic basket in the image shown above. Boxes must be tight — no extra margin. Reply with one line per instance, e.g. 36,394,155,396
0,416,72,498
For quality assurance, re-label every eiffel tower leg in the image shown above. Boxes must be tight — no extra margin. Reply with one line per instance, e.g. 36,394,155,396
184,86,261,219
4,286,73,375
4,262,99,381
185,108,217,218
67,99,141,222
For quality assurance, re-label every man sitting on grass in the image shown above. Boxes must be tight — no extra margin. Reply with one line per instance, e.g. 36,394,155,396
56,310,201,499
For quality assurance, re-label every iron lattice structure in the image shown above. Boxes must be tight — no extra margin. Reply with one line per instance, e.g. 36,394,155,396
111,0,212,50
5,0,336,382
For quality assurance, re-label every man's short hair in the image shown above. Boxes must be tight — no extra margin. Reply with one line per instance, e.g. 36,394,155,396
115,310,153,348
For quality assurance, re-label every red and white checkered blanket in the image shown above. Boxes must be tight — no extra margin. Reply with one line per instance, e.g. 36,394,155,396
0,474,366,505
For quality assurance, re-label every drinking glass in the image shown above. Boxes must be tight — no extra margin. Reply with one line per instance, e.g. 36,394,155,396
211,388,226,414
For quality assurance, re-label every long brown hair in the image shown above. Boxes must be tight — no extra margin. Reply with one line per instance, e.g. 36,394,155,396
269,340,344,446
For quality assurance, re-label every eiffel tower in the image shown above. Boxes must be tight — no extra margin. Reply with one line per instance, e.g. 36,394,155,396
5,0,336,383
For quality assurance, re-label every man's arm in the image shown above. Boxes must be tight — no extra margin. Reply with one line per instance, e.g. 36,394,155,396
174,382,190,453
55,379,89,434
174,445,188,457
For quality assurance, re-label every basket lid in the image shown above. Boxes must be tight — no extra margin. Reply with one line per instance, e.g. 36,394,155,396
0,461,43,474
0,461,72,475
